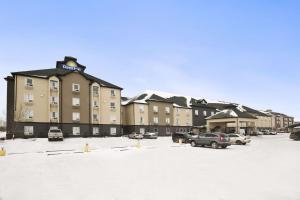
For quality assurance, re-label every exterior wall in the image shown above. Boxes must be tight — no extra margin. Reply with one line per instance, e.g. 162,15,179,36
122,104,134,125
133,103,149,126
148,101,173,126
207,118,257,134
15,75,49,123
173,107,192,126
60,72,90,124
255,116,272,130
6,77,15,138
192,105,217,126
90,82,101,125
99,87,121,125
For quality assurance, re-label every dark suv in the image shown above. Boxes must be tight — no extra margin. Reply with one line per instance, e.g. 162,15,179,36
189,133,231,149
172,132,192,143
290,131,300,140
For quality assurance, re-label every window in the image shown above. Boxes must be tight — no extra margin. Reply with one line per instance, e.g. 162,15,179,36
93,100,99,107
140,116,144,124
24,93,33,103
72,112,80,121
165,107,170,114
203,111,207,116
24,110,33,119
50,112,58,119
195,110,199,116
211,111,215,116
139,105,144,112
93,127,99,135
93,114,98,121
72,127,80,135
93,86,99,95
24,126,34,135
25,78,33,87
140,128,145,134
50,80,58,90
166,118,170,124
110,127,117,135
110,102,116,109
153,117,158,124
72,98,80,106
153,106,158,113
111,90,115,97
51,96,58,104
72,84,80,92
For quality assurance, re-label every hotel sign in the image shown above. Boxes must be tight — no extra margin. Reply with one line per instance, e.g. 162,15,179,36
62,64,82,71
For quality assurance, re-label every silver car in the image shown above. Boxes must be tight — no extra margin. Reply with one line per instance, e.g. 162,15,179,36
48,128,64,141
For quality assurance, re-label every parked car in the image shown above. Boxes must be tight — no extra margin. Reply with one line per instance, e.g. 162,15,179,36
0,132,6,141
172,132,192,143
189,133,231,149
128,132,143,139
143,132,158,139
269,131,277,135
48,128,63,141
289,131,300,140
228,134,251,145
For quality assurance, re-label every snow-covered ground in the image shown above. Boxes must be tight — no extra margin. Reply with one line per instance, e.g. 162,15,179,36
1,134,300,200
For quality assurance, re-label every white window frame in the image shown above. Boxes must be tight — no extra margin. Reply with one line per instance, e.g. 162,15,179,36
93,100,99,107
93,86,99,95
72,83,80,92
111,90,116,97
166,117,170,124
24,93,34,103
50,80,58,90
165,107,170,114
195,110,199,116
72,127,80,135
50,112,58,119
25,78,33,87
153,117,158,124
72,112,80,121
110,127,117,135
153,106,158,113
24,110,33,119
93,127,99,135
72,98,80,106
24,126,34,135
203,110,207,116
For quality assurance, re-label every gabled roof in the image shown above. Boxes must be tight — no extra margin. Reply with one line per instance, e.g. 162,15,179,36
207,106,257,120
122,92,173,106
10,68,122,89
166,96,188,107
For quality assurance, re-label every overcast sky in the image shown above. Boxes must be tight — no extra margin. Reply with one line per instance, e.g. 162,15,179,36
0,0,299,120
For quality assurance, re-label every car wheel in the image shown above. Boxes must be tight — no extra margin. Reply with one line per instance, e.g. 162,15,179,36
211,142,218,149
236,140,242,145
221,145,227,149
191,141,196,147
242,142,246,145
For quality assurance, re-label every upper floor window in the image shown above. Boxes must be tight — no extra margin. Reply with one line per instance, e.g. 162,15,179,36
72,84,80,92
72,112,80,121
72,98,80,106
111,90,116,97
24,93,33,103
139,105,145,113
195,110,199,116
25,78,33,87
93,114,98,121
203,111,207,116
51,96,58,104
50,80,58,90
93,100,99,107
140,116,144,124
166,118,170,124
50,112,58,119
153,106,158,113
24,110,33,119
153,117,158,124
93,86,99,95
110,102,116,109
165,107,170,114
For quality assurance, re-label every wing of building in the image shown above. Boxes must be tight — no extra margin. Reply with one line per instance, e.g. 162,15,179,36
5,56,122,138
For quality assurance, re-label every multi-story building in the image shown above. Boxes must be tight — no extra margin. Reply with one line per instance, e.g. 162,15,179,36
5,56,122,138
122,93,178,136
264,110,294,131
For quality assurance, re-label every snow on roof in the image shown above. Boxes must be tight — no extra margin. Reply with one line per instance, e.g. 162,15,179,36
236,105,246,112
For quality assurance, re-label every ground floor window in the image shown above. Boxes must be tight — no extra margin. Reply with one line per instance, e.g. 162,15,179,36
93,127,99,135
24,126,34,136
140,128,145,134
50,126,58,130
153,128,158,133
166,127,171,135
110,127,117,135
73,127,80,135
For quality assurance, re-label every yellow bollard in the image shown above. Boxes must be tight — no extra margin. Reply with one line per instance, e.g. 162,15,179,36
179,139,182,145
136,139,141,149
84,143,89,153
0,147,6,157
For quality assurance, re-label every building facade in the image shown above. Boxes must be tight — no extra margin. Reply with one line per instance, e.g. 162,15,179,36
5,56,122,138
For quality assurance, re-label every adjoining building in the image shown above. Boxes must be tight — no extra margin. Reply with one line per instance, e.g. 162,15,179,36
5,56,122,139
122,93,176,136
264,110,294,131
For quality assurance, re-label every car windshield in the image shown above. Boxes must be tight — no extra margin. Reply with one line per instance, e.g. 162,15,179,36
50,129,61,132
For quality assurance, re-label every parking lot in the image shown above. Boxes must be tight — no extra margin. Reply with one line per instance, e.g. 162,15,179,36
1,134,300,200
